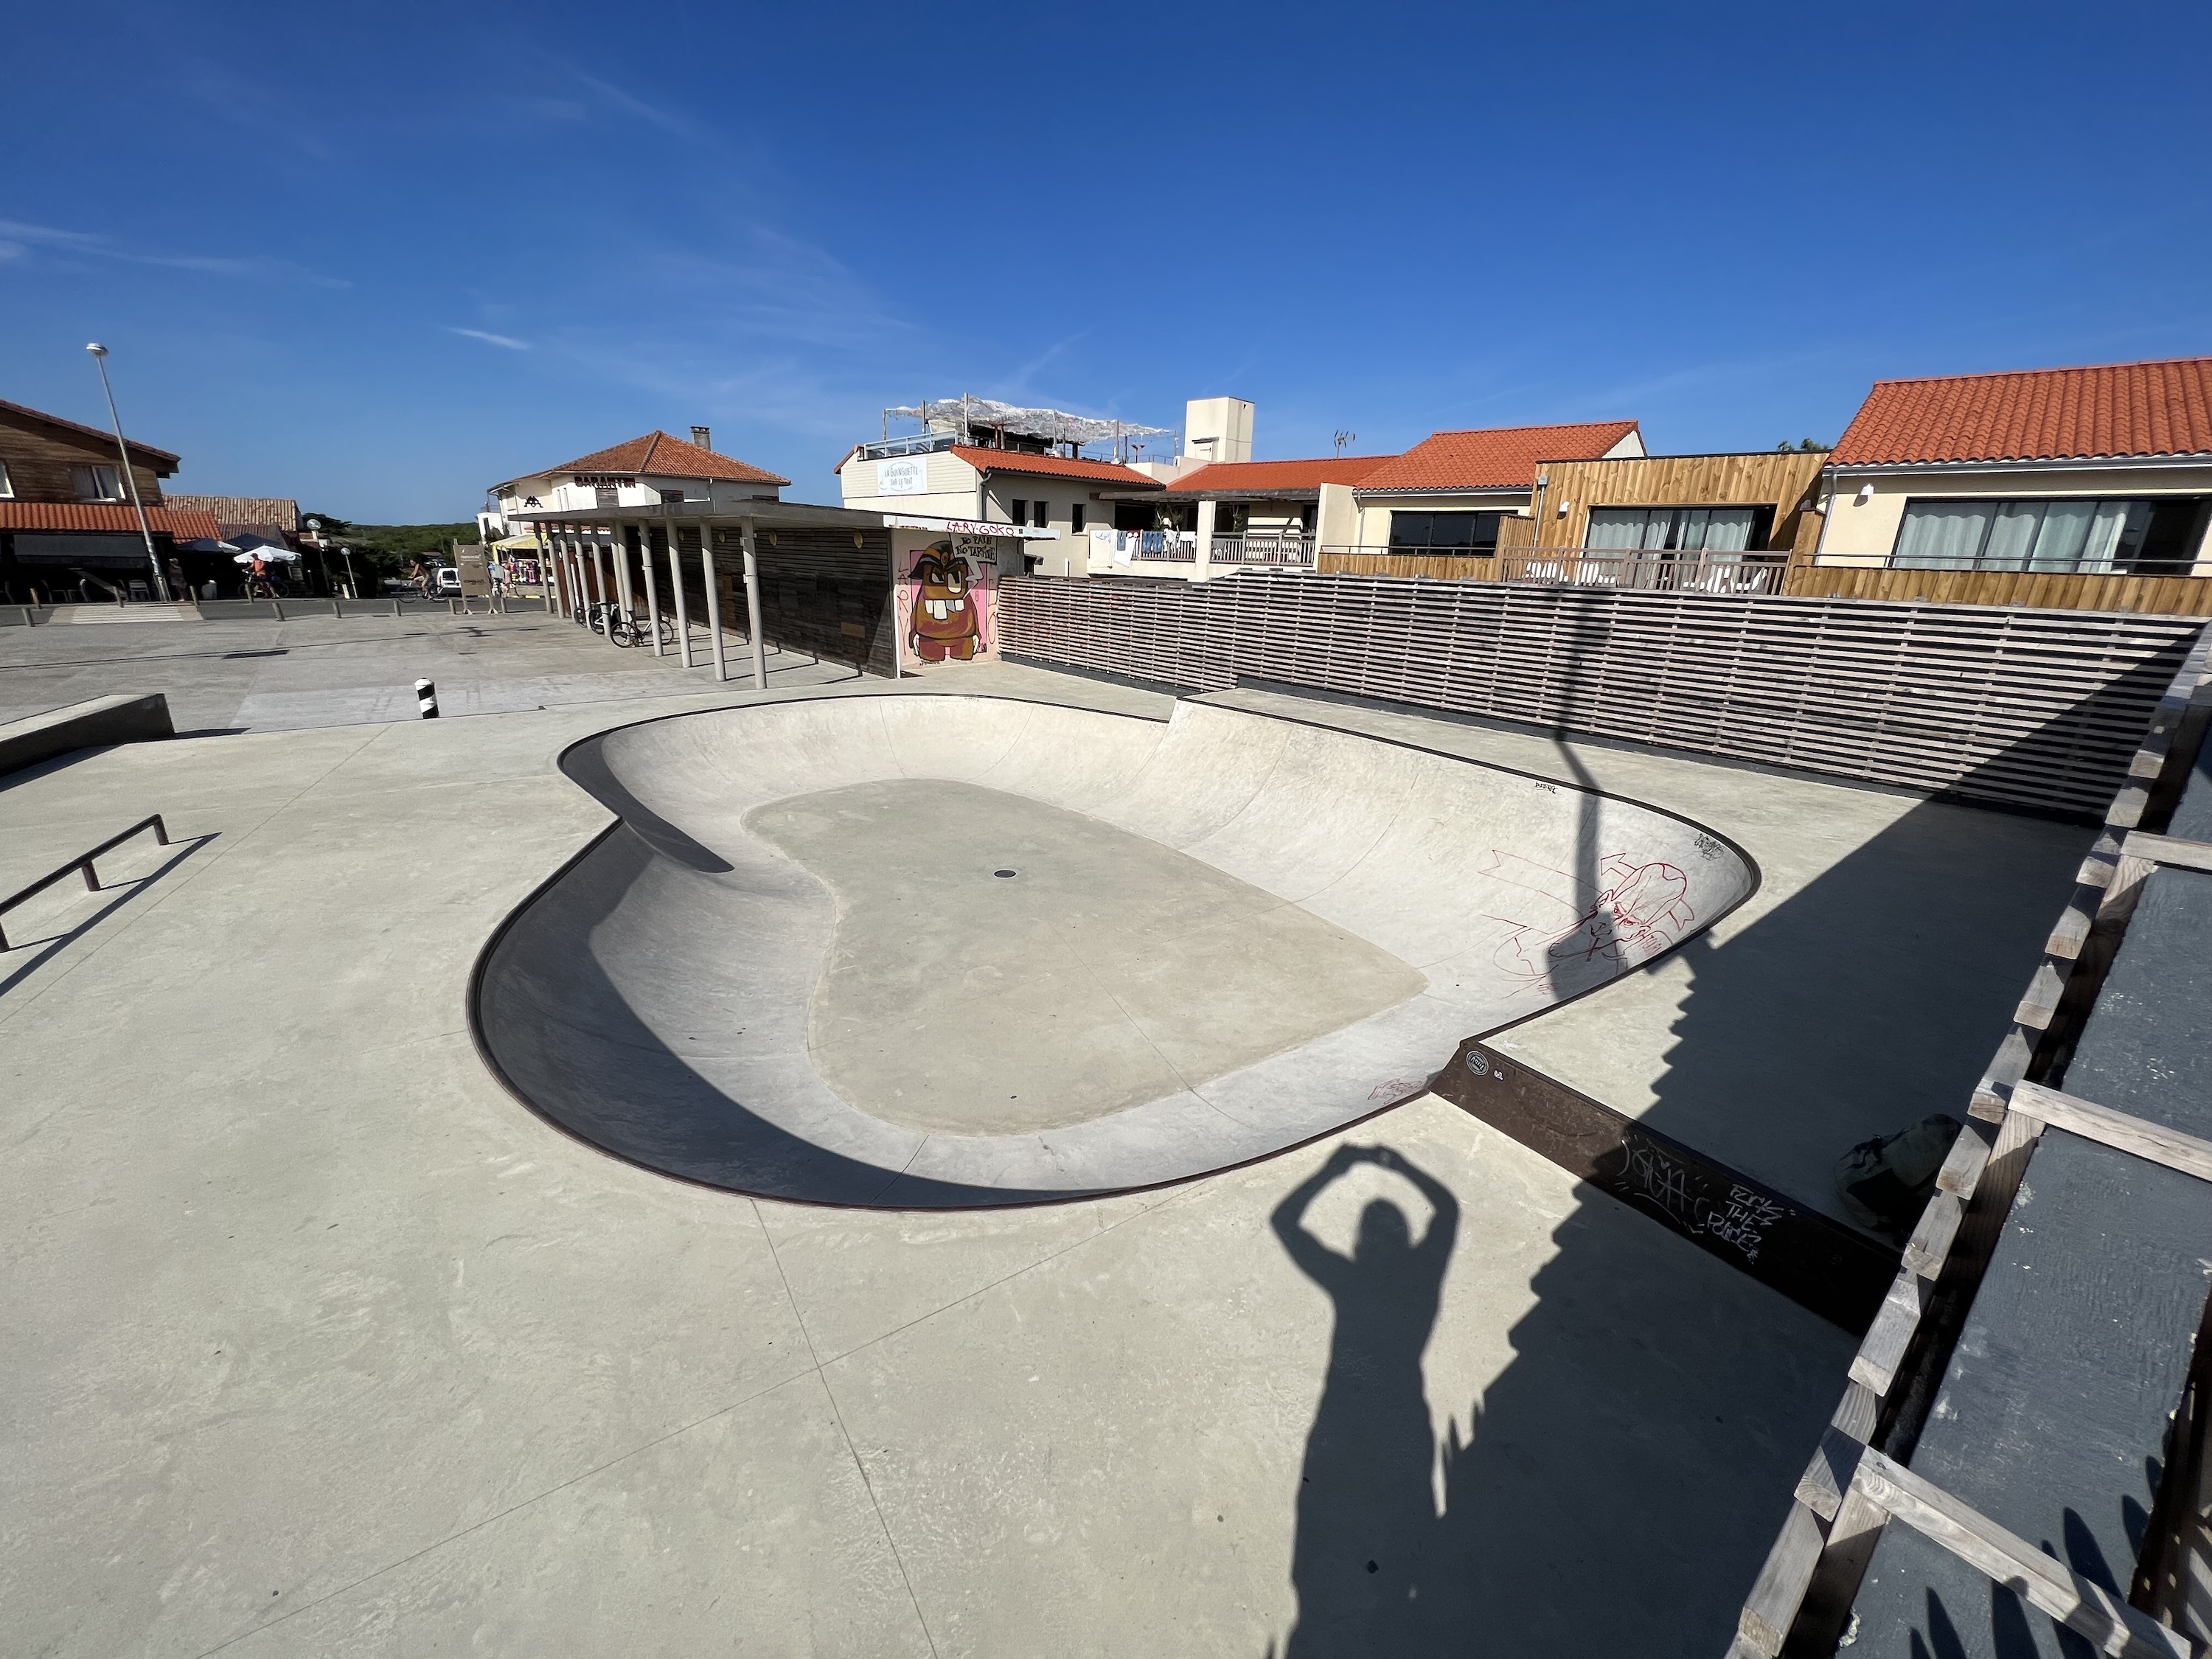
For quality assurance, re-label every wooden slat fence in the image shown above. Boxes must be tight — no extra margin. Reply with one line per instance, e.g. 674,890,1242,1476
996,574,2208,817
1784,563,2212,617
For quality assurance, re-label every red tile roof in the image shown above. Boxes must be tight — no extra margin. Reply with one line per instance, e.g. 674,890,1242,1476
947,446,1163,488
546,431,790,485
1169,456,1398,494
1354,420,1641,493
1832,357,2212,467
0,502,221,538
0,398,181,468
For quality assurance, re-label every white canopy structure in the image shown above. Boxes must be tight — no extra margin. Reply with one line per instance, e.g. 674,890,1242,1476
886,396,1170,453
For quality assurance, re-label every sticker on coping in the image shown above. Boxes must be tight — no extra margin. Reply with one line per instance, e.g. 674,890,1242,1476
1465,1051,1490,1077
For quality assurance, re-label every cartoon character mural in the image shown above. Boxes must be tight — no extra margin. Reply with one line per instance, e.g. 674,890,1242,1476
904,538,987,662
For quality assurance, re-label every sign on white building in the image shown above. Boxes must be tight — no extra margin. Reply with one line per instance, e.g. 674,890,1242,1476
877,456,929,495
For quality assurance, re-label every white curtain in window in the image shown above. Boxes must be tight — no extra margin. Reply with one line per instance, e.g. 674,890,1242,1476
1980,501,2044,570
1584,508,1646,550
1700,508,1755,553
1643,509,1674,550
2077,501,2132,573
2028,500,2096,571
1893,501,1992,568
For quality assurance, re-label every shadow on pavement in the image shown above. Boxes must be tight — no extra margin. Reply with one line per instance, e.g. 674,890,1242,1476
1266,692,2115,1655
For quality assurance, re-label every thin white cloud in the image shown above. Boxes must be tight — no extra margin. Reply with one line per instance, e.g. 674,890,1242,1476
448,327,530,351
0,217,341,284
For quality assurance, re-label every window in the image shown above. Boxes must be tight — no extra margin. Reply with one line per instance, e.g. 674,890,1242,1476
70,464,123,502
1388,510,1504,554
1031,500,1048,529
1585,505,1767,553
1010,498,1026,526
1071,503,1086,533
1216,503,1251,536
658,488,687,505
1891,496,2211,574
0,459,12,498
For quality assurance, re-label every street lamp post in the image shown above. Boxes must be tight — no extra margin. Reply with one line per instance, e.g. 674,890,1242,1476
304,516,337,598
84,344,168,602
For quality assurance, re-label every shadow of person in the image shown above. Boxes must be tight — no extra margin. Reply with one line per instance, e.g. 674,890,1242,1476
1272,1143,1460,1657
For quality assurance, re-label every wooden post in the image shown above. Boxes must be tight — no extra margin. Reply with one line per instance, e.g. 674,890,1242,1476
638,526,664,657
667,526,693,669
703,527,728,682
741,521,766,691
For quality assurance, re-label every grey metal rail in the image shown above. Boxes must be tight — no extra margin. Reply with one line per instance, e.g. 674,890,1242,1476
0,814,170,950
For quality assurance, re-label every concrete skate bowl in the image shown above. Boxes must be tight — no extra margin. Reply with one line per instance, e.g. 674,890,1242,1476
471,694,1757,1206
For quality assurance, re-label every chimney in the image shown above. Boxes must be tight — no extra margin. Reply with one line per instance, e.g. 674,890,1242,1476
691,425,712,452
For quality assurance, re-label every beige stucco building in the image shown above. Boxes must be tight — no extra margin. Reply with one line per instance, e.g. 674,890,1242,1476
1349,420,1646,553
1814,358,2212,577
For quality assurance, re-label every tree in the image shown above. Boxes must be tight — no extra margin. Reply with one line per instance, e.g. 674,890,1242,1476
1775,438,1832,453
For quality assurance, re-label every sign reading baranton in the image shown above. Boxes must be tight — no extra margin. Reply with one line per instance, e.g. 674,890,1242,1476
877,456,929,495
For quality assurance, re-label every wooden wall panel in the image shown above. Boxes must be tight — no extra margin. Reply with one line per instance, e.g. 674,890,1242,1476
1786,563,2212,617
997,573,2206,817
0,408,170,504
750,526,897,675
1535,450,1830,552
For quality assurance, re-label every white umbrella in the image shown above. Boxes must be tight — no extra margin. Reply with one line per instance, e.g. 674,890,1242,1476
232,547,301,563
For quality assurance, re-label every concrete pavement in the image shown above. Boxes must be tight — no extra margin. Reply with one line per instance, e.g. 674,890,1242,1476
0,653,2084,1655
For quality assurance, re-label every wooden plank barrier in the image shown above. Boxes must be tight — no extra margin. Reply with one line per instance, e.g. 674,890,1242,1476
1430,1038,1896,1335
1728,623,2212,1657
1785,563,2212,617
998,575,2202,818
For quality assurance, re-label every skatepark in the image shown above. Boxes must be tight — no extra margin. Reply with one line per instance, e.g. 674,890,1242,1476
0,604,2156,1655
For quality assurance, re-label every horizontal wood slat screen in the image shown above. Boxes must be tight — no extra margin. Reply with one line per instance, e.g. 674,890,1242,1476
1784,563,2212,616
996,574,2207,815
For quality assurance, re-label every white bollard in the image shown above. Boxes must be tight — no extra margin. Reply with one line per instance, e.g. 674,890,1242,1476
415,678,439,720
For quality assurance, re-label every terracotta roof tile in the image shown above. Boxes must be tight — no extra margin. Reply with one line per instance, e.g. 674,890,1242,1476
1355,420,1641,492
947,446,1162,487
164,494,300,531
1169,456,1397,493
1832,357,2212,466
0,503,220,538
547,431,790,486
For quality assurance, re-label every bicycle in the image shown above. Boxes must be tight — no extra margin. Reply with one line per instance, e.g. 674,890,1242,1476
607,608,675,650
586,601,619,636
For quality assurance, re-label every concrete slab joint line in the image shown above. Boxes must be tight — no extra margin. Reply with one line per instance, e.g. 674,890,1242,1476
470,690,1759,1206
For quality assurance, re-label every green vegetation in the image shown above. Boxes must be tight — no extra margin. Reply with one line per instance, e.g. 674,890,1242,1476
301,514,479,588
1775,438,1832,453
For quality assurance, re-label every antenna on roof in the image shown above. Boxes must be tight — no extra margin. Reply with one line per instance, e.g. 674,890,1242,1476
1333,430,1356,456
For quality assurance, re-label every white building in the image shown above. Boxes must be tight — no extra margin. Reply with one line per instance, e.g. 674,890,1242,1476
487,427,787,531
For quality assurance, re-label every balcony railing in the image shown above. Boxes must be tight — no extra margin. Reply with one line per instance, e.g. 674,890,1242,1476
1318,545,1790,594
1124,531,1200,561
858,433,958,461
1211,535,1315,566
1113,532,1315,565
1498,549,1789,594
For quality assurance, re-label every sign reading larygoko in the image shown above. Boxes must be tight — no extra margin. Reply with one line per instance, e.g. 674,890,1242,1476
877,456,929,495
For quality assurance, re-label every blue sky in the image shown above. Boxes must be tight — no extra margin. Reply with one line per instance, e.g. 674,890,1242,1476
4,1,2208,522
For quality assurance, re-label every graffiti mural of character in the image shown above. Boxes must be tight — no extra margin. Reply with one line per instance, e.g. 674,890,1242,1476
908,538,983,661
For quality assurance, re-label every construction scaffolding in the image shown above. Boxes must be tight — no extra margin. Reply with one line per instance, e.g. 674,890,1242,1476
884,395,1172,462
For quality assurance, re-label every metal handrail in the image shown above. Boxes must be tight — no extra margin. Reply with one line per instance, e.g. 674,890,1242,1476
1211,535,1316,566
0,814,170,950
1497,549,1789,595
